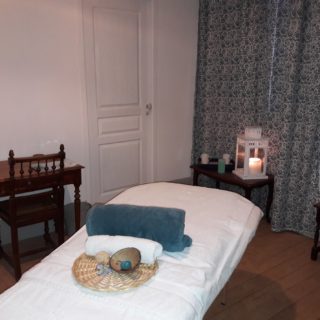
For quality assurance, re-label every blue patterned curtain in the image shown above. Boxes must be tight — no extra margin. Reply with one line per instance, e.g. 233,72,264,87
193,0,320,236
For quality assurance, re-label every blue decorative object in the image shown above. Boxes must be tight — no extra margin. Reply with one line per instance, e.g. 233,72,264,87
120,261,132,270
86,204,192,252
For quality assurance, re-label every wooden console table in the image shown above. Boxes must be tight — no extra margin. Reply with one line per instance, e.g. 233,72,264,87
0,160,84,231
191,164,274,222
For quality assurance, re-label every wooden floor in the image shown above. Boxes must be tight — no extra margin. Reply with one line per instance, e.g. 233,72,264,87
204,220,320,320
0,220,319,320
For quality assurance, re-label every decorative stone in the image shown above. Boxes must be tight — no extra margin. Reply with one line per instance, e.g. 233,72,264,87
95,251,110,265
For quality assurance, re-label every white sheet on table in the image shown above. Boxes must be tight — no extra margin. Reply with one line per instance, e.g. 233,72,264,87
0,182,262,320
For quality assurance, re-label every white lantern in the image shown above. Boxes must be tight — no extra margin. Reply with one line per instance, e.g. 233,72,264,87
233,129,269,180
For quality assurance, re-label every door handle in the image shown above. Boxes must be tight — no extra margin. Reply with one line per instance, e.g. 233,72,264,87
146,103,152,115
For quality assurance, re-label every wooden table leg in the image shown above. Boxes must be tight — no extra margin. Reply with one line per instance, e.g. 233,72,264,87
265,181,274,223
311,205,320,261
193,170,199,186
74,183,81,231
244,188,252,200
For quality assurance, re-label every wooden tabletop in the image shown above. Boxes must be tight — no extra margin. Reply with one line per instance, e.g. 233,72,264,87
190,164,274,188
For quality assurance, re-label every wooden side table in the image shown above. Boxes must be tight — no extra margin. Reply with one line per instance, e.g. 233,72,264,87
191,164,274,222
311,202,320,261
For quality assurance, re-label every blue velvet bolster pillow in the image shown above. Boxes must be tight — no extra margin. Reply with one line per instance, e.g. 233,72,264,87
86,204,192,252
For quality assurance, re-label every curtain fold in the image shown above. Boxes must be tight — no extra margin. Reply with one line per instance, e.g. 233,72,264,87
193,0,320,236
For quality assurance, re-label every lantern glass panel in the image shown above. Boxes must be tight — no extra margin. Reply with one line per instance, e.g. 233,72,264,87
248,148,265,174
236,143,245,170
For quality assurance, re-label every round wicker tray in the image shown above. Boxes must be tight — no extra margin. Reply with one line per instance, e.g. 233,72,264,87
72,253,158,292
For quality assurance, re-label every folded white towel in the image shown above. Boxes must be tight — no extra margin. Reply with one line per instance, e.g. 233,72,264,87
85,235,163,264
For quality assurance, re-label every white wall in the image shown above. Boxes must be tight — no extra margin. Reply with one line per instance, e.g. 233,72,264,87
0,0,90,201
0,0,198,242
0,0,89,243
153,0,198,181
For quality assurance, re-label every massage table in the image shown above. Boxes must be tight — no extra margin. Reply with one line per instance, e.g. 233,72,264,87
0,182,262,319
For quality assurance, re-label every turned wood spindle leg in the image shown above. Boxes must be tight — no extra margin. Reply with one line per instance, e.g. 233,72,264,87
74,184,81,231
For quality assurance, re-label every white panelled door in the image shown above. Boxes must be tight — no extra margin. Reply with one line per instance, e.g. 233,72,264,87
83,0,154,203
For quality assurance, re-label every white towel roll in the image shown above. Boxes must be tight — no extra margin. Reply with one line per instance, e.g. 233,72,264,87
85,235,163,264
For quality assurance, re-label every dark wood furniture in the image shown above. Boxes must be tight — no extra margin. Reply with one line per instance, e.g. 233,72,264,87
191,164,274,222
0,145,67,280
311,202,320,261
0,153,84,231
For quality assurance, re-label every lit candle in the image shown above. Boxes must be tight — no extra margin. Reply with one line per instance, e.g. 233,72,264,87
249,157,261,175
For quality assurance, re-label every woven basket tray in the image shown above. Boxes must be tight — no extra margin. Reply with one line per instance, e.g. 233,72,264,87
72,253,158,292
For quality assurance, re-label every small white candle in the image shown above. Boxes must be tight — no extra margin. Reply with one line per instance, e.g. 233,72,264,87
249,157,262,175
223,153,230,164
201,153,209,164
